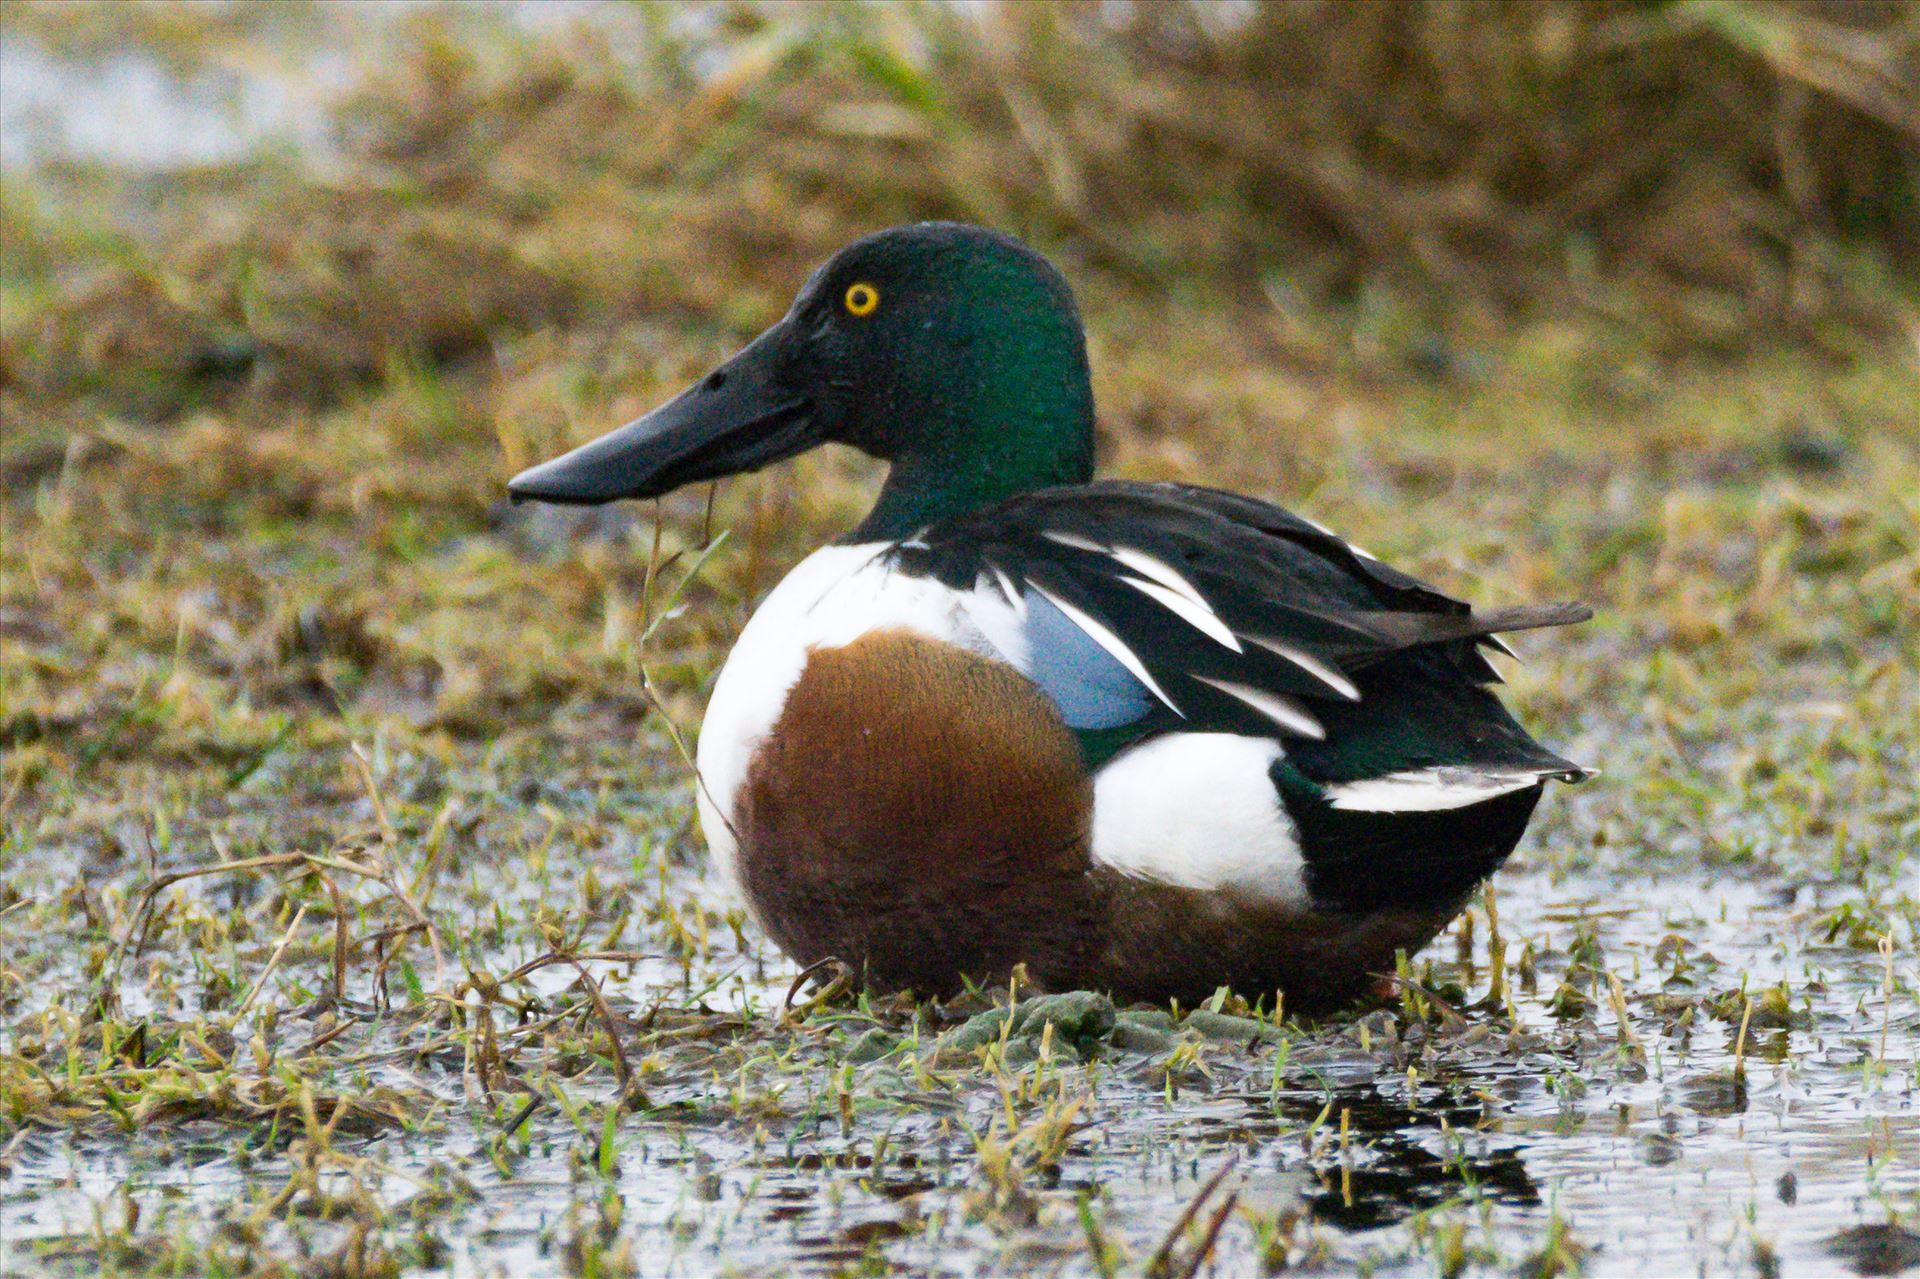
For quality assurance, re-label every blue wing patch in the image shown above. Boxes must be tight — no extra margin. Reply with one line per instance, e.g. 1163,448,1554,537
1023,589,1155,730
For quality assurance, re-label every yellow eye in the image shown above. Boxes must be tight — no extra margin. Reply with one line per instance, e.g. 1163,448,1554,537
843,282,880,317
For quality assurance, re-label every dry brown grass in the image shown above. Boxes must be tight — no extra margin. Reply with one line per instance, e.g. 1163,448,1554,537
1,7,1916,1276
4,0,1916,429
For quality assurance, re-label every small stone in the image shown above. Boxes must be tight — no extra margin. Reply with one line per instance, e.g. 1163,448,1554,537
844,1028,898,1063
1639,1132,1682,1166
1183,1009,1282,1047
1121,1007,1176,1031
1826,1224,1920,1277
998,1036,1041,1069
1010,991,1116,1050
1678,1073,1748,1116
934,1007,1013,1056
1109,1018,1175,1054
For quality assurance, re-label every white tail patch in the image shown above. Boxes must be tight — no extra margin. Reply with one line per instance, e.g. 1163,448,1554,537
1026,581,1183,716
1325,767,1554,813
1194,677,1325,739
1243,633,1361,701
1121,576,1243,652
1041,529,1110,554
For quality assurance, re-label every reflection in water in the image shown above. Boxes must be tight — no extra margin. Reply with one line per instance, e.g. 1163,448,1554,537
3,867,1913,1278
0,14,1912,1276
1283,1089,1539,1230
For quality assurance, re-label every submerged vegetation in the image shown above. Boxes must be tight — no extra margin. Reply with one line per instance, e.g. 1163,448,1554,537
2,2,1916,1275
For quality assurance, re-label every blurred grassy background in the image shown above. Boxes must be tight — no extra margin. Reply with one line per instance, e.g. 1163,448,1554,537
2,6,1916,1274
3,0,1917,820
7,0,1919,407
3,0,1920,837
2,0,1915,819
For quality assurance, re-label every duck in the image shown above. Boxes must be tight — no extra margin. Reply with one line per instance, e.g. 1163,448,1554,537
508,222,1592,1013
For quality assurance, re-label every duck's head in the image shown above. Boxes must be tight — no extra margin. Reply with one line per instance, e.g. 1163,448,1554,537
508,222,1096,538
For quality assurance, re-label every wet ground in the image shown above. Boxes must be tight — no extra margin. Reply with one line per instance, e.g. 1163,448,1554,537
3,7,1916,1276
3,721,1914,1276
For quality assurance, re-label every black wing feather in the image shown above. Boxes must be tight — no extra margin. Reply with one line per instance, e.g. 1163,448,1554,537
887,480,1589,772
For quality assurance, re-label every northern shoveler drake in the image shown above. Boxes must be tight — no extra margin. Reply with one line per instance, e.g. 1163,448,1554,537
509,222,1593,1012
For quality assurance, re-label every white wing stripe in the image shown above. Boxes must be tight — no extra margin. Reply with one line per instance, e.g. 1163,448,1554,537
1027,581,1183,716
1121,576,1244,652
1107,546,1211,611
1326,768,1548,812
983,561,1027,620
1243,634,1361,701
1041,529,1110,554
1194,677,1325,739
1296,512,1380,562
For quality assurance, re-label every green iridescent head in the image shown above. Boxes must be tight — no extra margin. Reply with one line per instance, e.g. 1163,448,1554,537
508,223,1097,540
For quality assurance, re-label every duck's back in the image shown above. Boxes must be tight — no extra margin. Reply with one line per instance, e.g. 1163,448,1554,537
693,481,1588,1007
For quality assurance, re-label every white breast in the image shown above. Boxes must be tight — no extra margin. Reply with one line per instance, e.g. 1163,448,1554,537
693,543,1025,889
692,545,1307,911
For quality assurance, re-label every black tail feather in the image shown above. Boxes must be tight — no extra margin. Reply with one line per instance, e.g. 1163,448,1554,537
1470,602,1594,633
1359,601,1592,656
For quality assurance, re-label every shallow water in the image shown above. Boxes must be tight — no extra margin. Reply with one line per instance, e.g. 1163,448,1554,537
2,8,1915,1276
4,839,1914,1277
0,30,330,173
0,2,647,174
